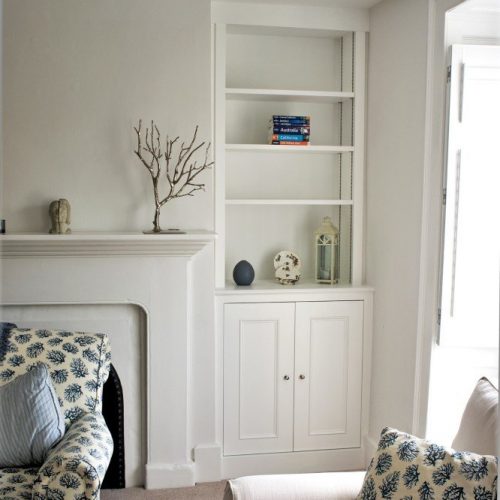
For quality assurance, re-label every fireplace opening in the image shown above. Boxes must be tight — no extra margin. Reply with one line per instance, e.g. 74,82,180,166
102,363,126,489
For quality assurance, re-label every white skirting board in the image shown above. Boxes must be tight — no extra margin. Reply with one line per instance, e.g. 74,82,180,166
222,448,365,480
145,463,195,489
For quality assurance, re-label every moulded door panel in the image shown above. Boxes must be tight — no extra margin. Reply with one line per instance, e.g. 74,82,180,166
224,302,295,455
294,301,363,451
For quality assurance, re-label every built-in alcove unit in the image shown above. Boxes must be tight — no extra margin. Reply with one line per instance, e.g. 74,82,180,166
213,3,373,478
216,23,362,286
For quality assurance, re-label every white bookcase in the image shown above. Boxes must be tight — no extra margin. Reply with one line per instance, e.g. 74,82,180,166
213,7,371,478
214,23,366,288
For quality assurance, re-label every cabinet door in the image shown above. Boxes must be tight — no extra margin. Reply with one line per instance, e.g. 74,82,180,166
224,303,295,455
294,301,363,451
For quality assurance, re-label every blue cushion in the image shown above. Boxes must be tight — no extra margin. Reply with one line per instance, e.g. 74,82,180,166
0,363,65,466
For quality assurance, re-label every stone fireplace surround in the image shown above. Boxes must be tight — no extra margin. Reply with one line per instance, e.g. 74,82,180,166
0,232,218,489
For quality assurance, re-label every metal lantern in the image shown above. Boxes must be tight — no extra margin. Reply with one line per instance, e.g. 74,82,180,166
314,216,339,284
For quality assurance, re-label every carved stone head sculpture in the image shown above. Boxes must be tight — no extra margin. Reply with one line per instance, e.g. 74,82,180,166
49,198,71,234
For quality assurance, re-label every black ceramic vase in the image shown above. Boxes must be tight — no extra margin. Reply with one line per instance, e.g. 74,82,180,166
233,260,255,286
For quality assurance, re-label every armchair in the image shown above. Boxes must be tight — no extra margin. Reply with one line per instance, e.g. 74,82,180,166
224,378,498,500
0,328,114,499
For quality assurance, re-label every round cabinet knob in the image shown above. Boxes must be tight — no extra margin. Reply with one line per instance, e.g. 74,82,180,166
283,375,290,381
299,374,306,380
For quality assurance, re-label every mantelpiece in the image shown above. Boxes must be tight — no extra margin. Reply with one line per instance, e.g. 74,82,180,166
0,230,217,488
0,231,216,257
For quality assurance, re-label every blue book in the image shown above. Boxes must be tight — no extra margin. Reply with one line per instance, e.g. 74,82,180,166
271,120,310,127
272,116,310,126
272,126,310,134
272,134,310,141
273,115,310,121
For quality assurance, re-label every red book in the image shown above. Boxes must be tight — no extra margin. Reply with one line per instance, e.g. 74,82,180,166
271,141,310,146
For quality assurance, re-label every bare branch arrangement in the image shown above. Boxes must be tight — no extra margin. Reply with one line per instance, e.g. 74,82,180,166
134,119,214,233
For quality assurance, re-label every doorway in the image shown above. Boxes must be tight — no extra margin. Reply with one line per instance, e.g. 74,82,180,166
426,18,500,444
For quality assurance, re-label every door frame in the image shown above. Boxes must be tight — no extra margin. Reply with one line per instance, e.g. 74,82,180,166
411,0,472,438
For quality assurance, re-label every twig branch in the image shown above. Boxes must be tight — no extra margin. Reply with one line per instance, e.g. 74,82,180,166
133,120,213,232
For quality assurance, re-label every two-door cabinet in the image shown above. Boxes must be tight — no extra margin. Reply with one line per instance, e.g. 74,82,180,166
217,287,373,477
212,1,372,480
224,300,363,455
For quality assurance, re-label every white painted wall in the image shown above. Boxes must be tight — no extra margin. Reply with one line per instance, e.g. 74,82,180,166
0,0,3,216
366,0,500,451
2,0,212,232
365,0,430,443
2,0,218,486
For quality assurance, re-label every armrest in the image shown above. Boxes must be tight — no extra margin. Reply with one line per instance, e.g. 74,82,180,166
226,471,366,500
32,412,113,500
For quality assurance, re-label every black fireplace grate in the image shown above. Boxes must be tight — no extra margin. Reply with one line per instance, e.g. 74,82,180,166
102,363,126,489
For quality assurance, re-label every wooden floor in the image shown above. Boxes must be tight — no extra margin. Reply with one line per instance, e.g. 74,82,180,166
101,482,227,500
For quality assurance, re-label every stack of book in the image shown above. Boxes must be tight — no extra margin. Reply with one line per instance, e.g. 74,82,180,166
268,115,310,146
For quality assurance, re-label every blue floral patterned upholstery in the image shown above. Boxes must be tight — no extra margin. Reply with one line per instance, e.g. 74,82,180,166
358,427,498,500
33,412,113,499
0,467,38,500
0,328,113,499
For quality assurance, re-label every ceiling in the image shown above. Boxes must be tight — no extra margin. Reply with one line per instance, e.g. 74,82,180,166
217,0,384,8
452,0,500,13
215,0,500,11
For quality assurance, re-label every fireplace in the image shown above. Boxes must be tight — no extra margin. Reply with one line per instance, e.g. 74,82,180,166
0,232,216,489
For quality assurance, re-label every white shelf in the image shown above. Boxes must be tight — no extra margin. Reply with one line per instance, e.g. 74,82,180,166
217,279,374,295
226,88,354,103
225,199,353,206
226,144,354,153
0,231,217,257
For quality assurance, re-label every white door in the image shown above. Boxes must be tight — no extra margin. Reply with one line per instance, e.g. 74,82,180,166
294,301,363,451
223,302,295,455
440,45,500,348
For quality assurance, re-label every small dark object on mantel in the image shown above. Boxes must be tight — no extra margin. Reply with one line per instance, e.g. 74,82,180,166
0,219,5,234
233,260,255,286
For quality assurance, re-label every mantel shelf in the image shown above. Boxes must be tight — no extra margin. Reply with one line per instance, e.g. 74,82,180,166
226,144,354,153
0,231,217,258
226,88,354,103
